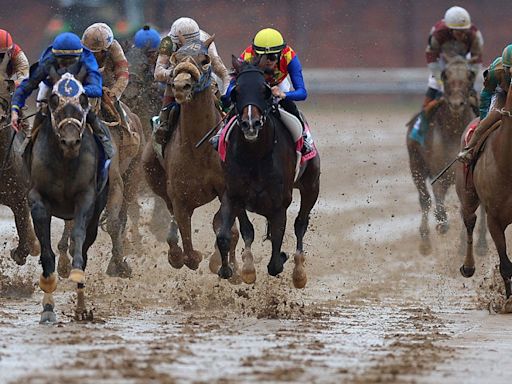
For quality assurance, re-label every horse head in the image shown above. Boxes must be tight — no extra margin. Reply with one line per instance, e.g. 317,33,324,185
169,35,214,103
48,70,90,158
441,55,475,114
231,56,273,142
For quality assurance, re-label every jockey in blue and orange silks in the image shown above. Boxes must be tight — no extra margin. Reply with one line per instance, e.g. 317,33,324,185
11,32,114,158
218,27,312,153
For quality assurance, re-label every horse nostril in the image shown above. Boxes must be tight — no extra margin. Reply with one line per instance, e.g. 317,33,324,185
184,84,191,91
60,139,66,146
75,139,81,146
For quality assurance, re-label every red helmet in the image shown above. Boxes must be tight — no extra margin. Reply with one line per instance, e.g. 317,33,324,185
0,29,13,53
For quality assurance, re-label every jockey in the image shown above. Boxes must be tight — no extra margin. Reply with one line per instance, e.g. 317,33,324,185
11,32,114,159
412,6,483,142
153,17,231,145
82,22,129,127
214,27,311,154
0,29,29,87
458,45,512,162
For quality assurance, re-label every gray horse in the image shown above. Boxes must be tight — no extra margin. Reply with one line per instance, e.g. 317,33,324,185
28,72,108,323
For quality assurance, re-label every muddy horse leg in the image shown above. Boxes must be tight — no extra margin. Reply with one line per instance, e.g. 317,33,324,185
292,160,320,288
238,211,256,284
476,206,488,256
105,173,131,278
173,203,202,270
267,209,288,277
215,195,238,279
486,215,512,310
432,178,450,235
408,143,432,254
9,200,40,265
29,191,57,323
57,220,73,278
459,200,479,278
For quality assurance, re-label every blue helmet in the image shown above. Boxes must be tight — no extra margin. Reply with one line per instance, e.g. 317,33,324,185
134,25,161,50
52,32,83,56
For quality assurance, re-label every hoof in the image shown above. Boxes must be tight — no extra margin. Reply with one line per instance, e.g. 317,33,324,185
106,259,132,278
218,265,233,279
75,310,94,322
40,306,57,324
436,222,449,235
168,245,184,269
57,254,71,279
69,269,85,283
10,247,28,266
460,265,475,278
267,253,287,277
184,250,202,271
292,252,307,289
209,248,222,274
39,273,57,293
241,250,256,284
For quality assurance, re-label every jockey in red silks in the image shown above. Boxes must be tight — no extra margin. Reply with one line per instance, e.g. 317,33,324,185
410,6,483,145
217,27,313,154
0,29,29,88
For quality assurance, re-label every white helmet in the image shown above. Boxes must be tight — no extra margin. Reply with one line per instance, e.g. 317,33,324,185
444,6,471,30
82,22,114,52
169,17,200,45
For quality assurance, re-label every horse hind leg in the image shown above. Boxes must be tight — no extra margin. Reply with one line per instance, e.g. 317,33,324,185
9,200,40,265
267,209,288,277
460,208,477,278
57,220,73,278
432,179,450,235
239,210,256,284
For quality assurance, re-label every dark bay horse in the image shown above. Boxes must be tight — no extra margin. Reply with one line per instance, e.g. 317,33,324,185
28,72,108,323
0,54,39,264
456,81,512,309
406,55,486,254
215,59,320,288
143,36,250,275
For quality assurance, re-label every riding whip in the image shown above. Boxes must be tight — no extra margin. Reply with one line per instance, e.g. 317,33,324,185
430,157,458,185
195,106,234,148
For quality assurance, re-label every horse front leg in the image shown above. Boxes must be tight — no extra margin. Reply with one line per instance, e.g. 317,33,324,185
267,208,288,277
173,203,201,270
408,148,432,255
9,200,40,265
29,190,57,324
487,215,512,312
105,173,131,278
459,204,478,278
215,195,237,279
238,210,256,284
432,178,450,235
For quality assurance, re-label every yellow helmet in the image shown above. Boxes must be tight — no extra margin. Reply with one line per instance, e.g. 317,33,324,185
252,28,286,54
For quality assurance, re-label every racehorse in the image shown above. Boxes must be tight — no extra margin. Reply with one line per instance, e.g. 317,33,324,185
28,71,108,323
406,55,485,255
456,80,512,309
214,58,320,288
0,53,39,264
142,36,250,276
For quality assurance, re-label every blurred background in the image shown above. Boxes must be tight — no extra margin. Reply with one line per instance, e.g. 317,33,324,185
2,0,510,94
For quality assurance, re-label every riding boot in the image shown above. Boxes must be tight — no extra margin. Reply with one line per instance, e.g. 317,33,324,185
153,105,171,145
87,111,115,159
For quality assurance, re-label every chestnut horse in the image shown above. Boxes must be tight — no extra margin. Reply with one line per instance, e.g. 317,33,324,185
143,36,250,275
456,80,512,308
215,59,320,288
406,55,485,254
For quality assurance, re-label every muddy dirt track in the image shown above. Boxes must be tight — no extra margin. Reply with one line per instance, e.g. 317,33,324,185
1,96,511,383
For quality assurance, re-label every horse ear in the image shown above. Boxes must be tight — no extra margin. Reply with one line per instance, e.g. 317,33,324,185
232,55,242,74
49,94,60,111
79,93,89,110
204,34,215,49
177,31,186,47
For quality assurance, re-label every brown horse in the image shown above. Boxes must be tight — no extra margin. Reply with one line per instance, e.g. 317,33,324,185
456,81,512,307
406,55,484,254
0,54,39,264
143,36,246,274
57,93,144,278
